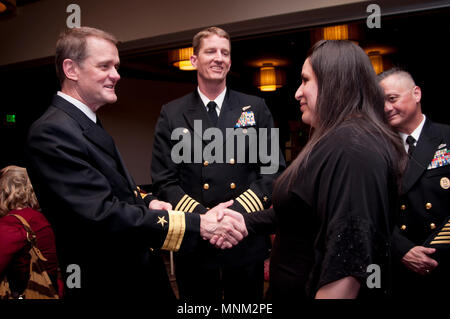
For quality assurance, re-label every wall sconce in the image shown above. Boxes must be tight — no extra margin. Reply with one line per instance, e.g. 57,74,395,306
323,24,349,40
368,51,383,74
0,0,16,16
310,23,361,45
255,63,286,92
363,46,396,75
169,47,196,71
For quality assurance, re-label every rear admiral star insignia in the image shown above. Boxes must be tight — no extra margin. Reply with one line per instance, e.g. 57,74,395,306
157,216,168,227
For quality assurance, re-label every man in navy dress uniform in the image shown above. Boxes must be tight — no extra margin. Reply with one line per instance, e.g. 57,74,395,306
26,26,247,301
151,27,285,302
379,68,450,298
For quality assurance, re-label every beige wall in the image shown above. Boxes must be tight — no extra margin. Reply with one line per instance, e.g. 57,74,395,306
0,0,365,66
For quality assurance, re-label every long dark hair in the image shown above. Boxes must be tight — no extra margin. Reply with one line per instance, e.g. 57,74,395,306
275,40,406,190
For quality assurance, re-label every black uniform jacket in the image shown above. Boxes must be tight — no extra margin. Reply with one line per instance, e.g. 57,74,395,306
392,118,450,263
151,89,285,267
25,95,201,299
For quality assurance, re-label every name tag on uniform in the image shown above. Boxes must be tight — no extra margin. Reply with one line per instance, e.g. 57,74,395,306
427,148,450,170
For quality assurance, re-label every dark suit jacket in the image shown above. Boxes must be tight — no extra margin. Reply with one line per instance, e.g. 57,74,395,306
26,95,201,300
151,89,285,267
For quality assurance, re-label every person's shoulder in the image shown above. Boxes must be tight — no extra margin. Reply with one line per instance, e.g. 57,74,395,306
431,121,450,135
0,211,26,229
324,121,361,144
1,209,50,231
162,91,196,111
29,102,80,140
30,103,69,130
323,120,387,159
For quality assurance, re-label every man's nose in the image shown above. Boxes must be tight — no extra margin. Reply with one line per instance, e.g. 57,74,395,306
110,67,120,81
213,52,224,61
384,102,393,112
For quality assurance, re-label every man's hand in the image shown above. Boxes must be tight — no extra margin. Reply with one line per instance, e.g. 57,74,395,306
402,246,438,275
209,208,248,249
149,199,172,211
200,200,248,249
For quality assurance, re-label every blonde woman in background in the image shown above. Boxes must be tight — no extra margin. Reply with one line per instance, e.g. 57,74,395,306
0,165,59,298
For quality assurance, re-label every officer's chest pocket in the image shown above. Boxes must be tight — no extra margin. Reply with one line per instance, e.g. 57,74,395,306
231,126,258,139
426,163,450,178
230,127,258,149
226,127,258,163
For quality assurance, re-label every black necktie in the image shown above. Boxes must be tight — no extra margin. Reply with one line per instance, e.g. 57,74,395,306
406,135,416,156
207,101,218,126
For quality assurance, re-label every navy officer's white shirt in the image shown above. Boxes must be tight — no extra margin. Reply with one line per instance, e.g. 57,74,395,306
399,114,426,153
197,86,226,117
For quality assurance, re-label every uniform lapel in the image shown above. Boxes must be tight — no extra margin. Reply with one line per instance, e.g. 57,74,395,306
402,119,442,194
183,91,213,145
82,120,132,187
218,90,246,144
52,95,131,185
52,95,118,159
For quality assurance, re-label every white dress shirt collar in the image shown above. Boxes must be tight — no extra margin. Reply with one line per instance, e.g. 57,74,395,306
399,114,426,152
57,91,97,123
197,87,226,116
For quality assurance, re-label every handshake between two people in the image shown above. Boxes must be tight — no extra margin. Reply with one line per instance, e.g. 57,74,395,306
149,199,248,250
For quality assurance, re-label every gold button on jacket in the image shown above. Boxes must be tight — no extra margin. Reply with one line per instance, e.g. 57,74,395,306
203,183,209,190
230,183,236,189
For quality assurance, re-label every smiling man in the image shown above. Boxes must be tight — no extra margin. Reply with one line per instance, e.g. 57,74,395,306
25,27,249,301
151,27,285,302
379,68,450,298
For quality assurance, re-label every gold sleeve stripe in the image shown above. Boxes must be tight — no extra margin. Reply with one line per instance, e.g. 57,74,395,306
442,227,450,231
236,197,252,213
241,192,258,212
245,190,264,211
188,201,199,213
430,240,450,244
438,232,450,236
239,193,258,212
238,194,256,212
175,195,189,211
180,198,194,212
161,211,186,251
184,199,196,213
434,236,450,240
445,223,450,227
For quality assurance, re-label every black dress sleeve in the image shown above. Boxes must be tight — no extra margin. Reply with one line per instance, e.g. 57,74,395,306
291,130,393,293
243,207,277,235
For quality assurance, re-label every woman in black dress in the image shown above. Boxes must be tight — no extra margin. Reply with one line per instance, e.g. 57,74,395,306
258,40,406,299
